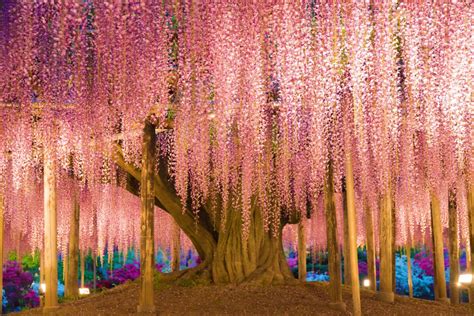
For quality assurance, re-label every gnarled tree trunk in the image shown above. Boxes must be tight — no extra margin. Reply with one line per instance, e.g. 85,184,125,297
115,147,296,285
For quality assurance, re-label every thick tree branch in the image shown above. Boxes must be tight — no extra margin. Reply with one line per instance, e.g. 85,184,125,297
114,146,217,261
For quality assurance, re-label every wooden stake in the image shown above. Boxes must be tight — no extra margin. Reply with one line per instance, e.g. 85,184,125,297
377,186,394,303
65,196,79,298
431,192,448,302
324,162,346,311
172,221,180,272
344,152,361,315
448,190,459,304
137,120,157,313
365,201,376,291
298,218,307,281
43,153,59,313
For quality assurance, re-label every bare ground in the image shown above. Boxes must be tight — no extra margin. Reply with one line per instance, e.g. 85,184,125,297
16,281,472,316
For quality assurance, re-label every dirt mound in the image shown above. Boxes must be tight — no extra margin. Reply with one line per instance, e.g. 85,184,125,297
16,281,470,315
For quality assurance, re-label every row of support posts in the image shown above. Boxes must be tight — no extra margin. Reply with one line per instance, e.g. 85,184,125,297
38,119,160,314
300,156,474,313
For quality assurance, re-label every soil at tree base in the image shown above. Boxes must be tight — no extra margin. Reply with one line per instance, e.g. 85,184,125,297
15,281,470,315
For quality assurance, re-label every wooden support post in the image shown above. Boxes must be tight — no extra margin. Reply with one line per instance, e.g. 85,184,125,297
93,254,97,290
40,251,45,287
0,192,4,307
109,248,113,276
65,196,79,298
468,183,474,273
392,205,396,292
80,249,85,288
377,186,394,303
468,183,474,303
344,152,361,316
448,190,459,304
63,255,68,291
137,120,157,313
365,201,376,291
43,153,59,313
343,186,351,286
467,247,471,273
324,162,346,311
406,243,413,298
172,221,180,272
431,192,448,302
298,218,307,281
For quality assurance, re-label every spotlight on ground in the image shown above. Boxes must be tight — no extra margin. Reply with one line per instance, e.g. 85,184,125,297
458,274,473,285
79,287,90,295
363,279,370,288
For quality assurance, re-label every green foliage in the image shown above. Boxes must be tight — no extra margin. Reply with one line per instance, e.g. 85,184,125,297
21,252,39,271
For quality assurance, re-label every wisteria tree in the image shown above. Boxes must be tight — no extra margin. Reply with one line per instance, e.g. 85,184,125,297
0,0,472,313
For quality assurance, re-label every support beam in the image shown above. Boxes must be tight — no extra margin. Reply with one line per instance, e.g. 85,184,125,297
343,186,351,286
172,221,180,272
93,254,97,290
468,183,474,273
448,190,459,304
365,201,376,291
324,162,346,311
406,243,413,298
80,249,85,288
137,120,157,314
431,192,448,302
377,186,394,303
298,219,307,281
344,152,361,316
468,183,474,303
65,196,80,298
63,255,68,292
43,152,59,313
0,192,4,307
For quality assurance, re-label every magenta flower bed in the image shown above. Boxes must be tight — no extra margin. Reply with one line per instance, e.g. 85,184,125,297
3,261,39,312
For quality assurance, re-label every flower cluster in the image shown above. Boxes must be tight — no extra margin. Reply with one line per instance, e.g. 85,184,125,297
2,261,39,312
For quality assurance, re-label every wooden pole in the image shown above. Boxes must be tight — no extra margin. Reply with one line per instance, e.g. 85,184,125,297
344,152,361,316
365,201,376,291
377,186,394,303
406,244,413,297
43,152,59,313
468,183,474,273
93,254,97,290
137,120,157,313
324,162,346,311
431,192,448,302
448,190,459,304
80,249,85,288
40,251,45,287
298,218,307,281
0,192,4,309
468,183,474,303
343,186,351,286
63,255,68,292
392,205,396,292
172,221,180,272
65,196,79,298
